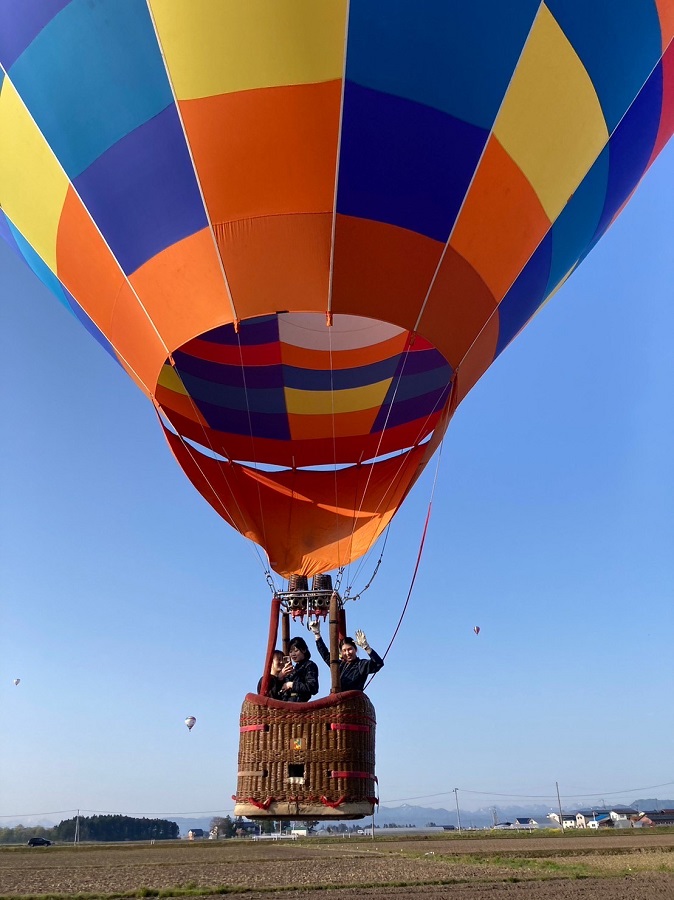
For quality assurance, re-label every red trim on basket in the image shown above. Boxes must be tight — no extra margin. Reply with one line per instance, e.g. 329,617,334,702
330,723,370,732
239,724,266,732
320,795,346,808
236,796,273,810
330,770,373,779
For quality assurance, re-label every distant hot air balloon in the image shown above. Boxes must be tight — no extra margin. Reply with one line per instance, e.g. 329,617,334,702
473,626,480,636
13,678,20,686
185,716,196,732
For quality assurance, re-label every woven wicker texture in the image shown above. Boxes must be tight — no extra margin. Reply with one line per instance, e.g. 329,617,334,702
234,691,376,816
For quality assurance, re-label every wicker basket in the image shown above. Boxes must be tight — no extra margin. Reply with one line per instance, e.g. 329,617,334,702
233,691,376,820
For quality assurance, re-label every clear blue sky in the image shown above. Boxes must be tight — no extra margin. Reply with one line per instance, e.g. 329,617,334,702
1,144,673,825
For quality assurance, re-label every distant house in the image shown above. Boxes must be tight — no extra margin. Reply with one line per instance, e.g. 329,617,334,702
633,810,674,828
548,813,576,829
576,808,634,829
513,818,538,829
187,828,205,840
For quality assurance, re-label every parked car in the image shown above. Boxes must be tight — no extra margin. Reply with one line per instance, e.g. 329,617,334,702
27,837,51,846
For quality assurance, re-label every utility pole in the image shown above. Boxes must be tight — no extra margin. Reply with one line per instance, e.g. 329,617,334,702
74,809,80,846
453,788,462,833
556,782,564,833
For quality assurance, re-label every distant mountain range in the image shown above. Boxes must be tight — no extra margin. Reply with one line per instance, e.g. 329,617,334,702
7,799,672,835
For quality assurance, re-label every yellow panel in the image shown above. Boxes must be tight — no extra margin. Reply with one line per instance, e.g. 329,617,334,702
0,79,68,270
285,379,392,416
493,4,608,221
149,0,347,100
157,364,189,394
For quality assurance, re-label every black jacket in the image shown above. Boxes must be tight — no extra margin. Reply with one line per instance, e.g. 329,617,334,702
279,658,319,702
256,674,283,700
315,637,384,691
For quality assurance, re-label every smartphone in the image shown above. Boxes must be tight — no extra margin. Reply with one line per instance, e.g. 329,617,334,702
283,655,291,665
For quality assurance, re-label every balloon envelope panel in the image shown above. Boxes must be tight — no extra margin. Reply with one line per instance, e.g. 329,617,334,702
0,1,672,574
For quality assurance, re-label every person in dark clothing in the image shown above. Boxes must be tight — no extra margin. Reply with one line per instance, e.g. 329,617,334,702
257,649,284,699
279,636,319,702
308,621,384,691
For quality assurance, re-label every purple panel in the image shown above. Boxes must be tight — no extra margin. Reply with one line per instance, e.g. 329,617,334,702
0,0,68,69
73,104,207,274
338,81,488,242
173,352,285,390
198,402,291,441
495,232,553,357
373,385,451,432
205,315,280,346
592,62,663,242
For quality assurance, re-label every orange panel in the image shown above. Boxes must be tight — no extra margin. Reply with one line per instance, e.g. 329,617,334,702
450,136,551,302
416,245,498,370
214,213,332,320
130,228,235,375
180,81,340,223
55,186,163,395
331,215,444,331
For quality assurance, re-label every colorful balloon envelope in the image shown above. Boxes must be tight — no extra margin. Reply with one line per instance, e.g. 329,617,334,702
473,626,480,636
184,716,197,732
1,2,672,576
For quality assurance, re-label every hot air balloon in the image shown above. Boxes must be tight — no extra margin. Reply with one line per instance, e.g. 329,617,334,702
185,716,197,732
1,2,672,821
13,678,20,686
473,627,480,636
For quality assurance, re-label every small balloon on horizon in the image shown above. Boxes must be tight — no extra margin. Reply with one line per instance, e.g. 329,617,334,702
185,715,196,732
473,626,480,635
13,678,20,686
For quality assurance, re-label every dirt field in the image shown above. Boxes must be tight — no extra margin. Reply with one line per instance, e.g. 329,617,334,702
1,831,673,899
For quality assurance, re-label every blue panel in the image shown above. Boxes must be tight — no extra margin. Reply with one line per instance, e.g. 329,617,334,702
9,222,72,313
495,232,553,357
5,218,118,360
347,0,540,129
338,82,488,242
0,0,68,70
74,104,207,275
0,210,21,254
547,0,662,132
9,0,173,177
545,148,609,294
199,402,291,441
592,62,662,243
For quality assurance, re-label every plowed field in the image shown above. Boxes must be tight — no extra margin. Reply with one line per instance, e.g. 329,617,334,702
1,831,672,899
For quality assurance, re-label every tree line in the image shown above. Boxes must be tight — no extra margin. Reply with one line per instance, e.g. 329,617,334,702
0,815,179,843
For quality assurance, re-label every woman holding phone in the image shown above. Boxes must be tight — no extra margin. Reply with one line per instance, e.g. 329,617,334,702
279,637,319,702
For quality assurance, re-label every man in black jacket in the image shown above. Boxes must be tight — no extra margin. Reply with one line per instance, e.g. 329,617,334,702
308,621,383,691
